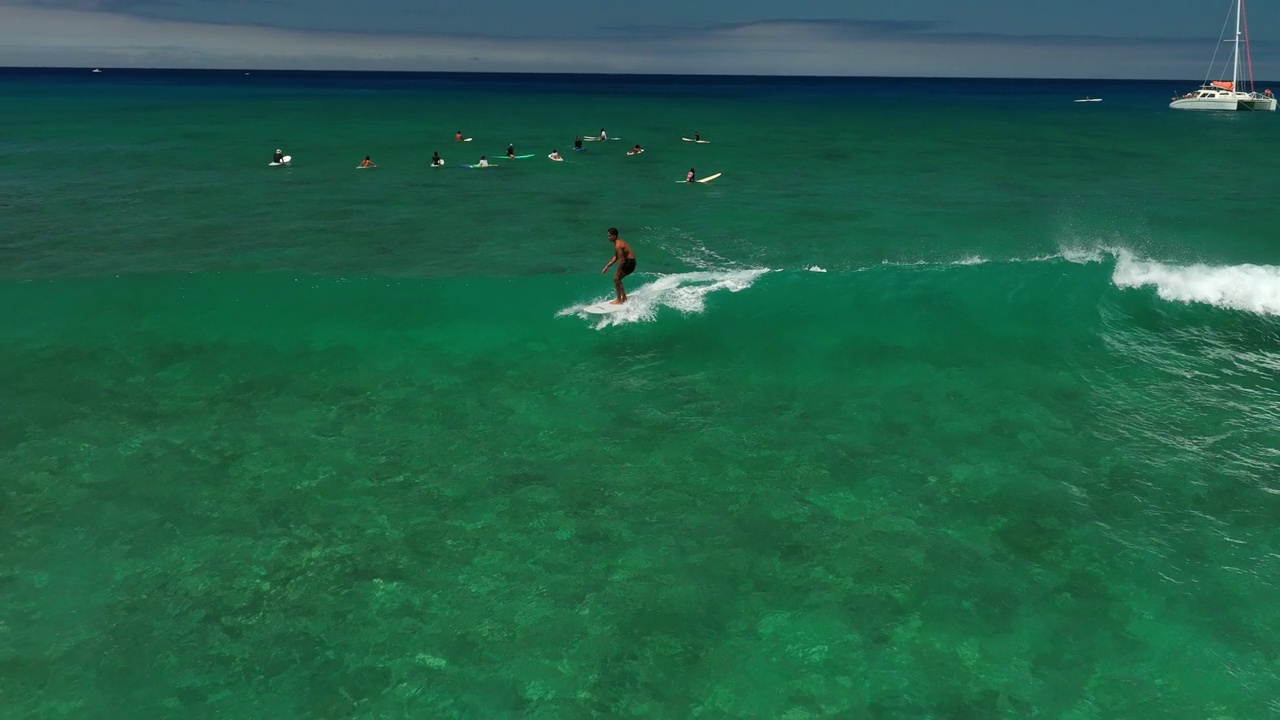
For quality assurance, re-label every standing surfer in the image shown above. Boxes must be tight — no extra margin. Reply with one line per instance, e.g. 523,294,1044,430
601,227,636,305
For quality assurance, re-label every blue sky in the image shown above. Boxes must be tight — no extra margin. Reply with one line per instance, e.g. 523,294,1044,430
2,0,1279,78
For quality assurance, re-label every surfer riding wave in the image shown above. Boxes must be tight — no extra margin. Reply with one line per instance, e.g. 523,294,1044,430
601,227,636,304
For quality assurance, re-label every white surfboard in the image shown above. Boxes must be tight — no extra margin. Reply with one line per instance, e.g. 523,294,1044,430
626,149,644,155
549,154,564,161
583,299,627,314
460,137,473,142
356,164,376,169
1073,98,1102,103
268,155,292,167
697,172,722,183
681,138,711,143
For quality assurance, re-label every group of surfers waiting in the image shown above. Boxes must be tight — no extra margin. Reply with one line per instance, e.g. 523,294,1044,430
271,130,706,180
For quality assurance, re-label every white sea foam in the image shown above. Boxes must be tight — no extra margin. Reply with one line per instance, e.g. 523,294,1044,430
1112,252,1280,316
1059,246,1115,265
807,266,827,273
556,268,772,328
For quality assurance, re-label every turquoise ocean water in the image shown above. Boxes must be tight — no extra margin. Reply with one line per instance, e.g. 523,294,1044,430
3,69,1280,718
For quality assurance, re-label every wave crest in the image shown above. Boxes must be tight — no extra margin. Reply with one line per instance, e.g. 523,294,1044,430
1112,252,1280,316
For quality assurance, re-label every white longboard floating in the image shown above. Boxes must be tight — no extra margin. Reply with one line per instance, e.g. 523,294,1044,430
268,155,292,167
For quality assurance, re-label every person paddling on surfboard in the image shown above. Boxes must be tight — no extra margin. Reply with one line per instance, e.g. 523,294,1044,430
601,227,636,305
507,143,516,159
694,131,701,141
599,128,607,141
431,151,443,166
574,136,583,151
358,155,376,168
273,149,285,164
686,168,695,183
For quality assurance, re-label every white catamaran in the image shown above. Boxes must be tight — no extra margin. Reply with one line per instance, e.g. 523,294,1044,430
1170,0,1276,111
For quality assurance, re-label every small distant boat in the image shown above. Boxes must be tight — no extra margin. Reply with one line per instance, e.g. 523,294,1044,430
92,68,101,73
1170,0,1275,111
1074,97,1102,103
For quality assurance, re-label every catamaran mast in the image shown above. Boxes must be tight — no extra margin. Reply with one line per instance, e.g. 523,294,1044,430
1233,0,1241,89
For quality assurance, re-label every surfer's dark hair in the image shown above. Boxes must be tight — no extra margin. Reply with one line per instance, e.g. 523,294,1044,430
607,227,618,237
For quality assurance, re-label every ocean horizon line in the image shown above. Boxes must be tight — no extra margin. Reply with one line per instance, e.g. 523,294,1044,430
1,66,1248,85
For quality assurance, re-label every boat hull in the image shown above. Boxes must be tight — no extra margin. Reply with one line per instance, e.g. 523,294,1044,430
1170,92,1276,111
1239,96,1277,111
1170,97,1239,110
